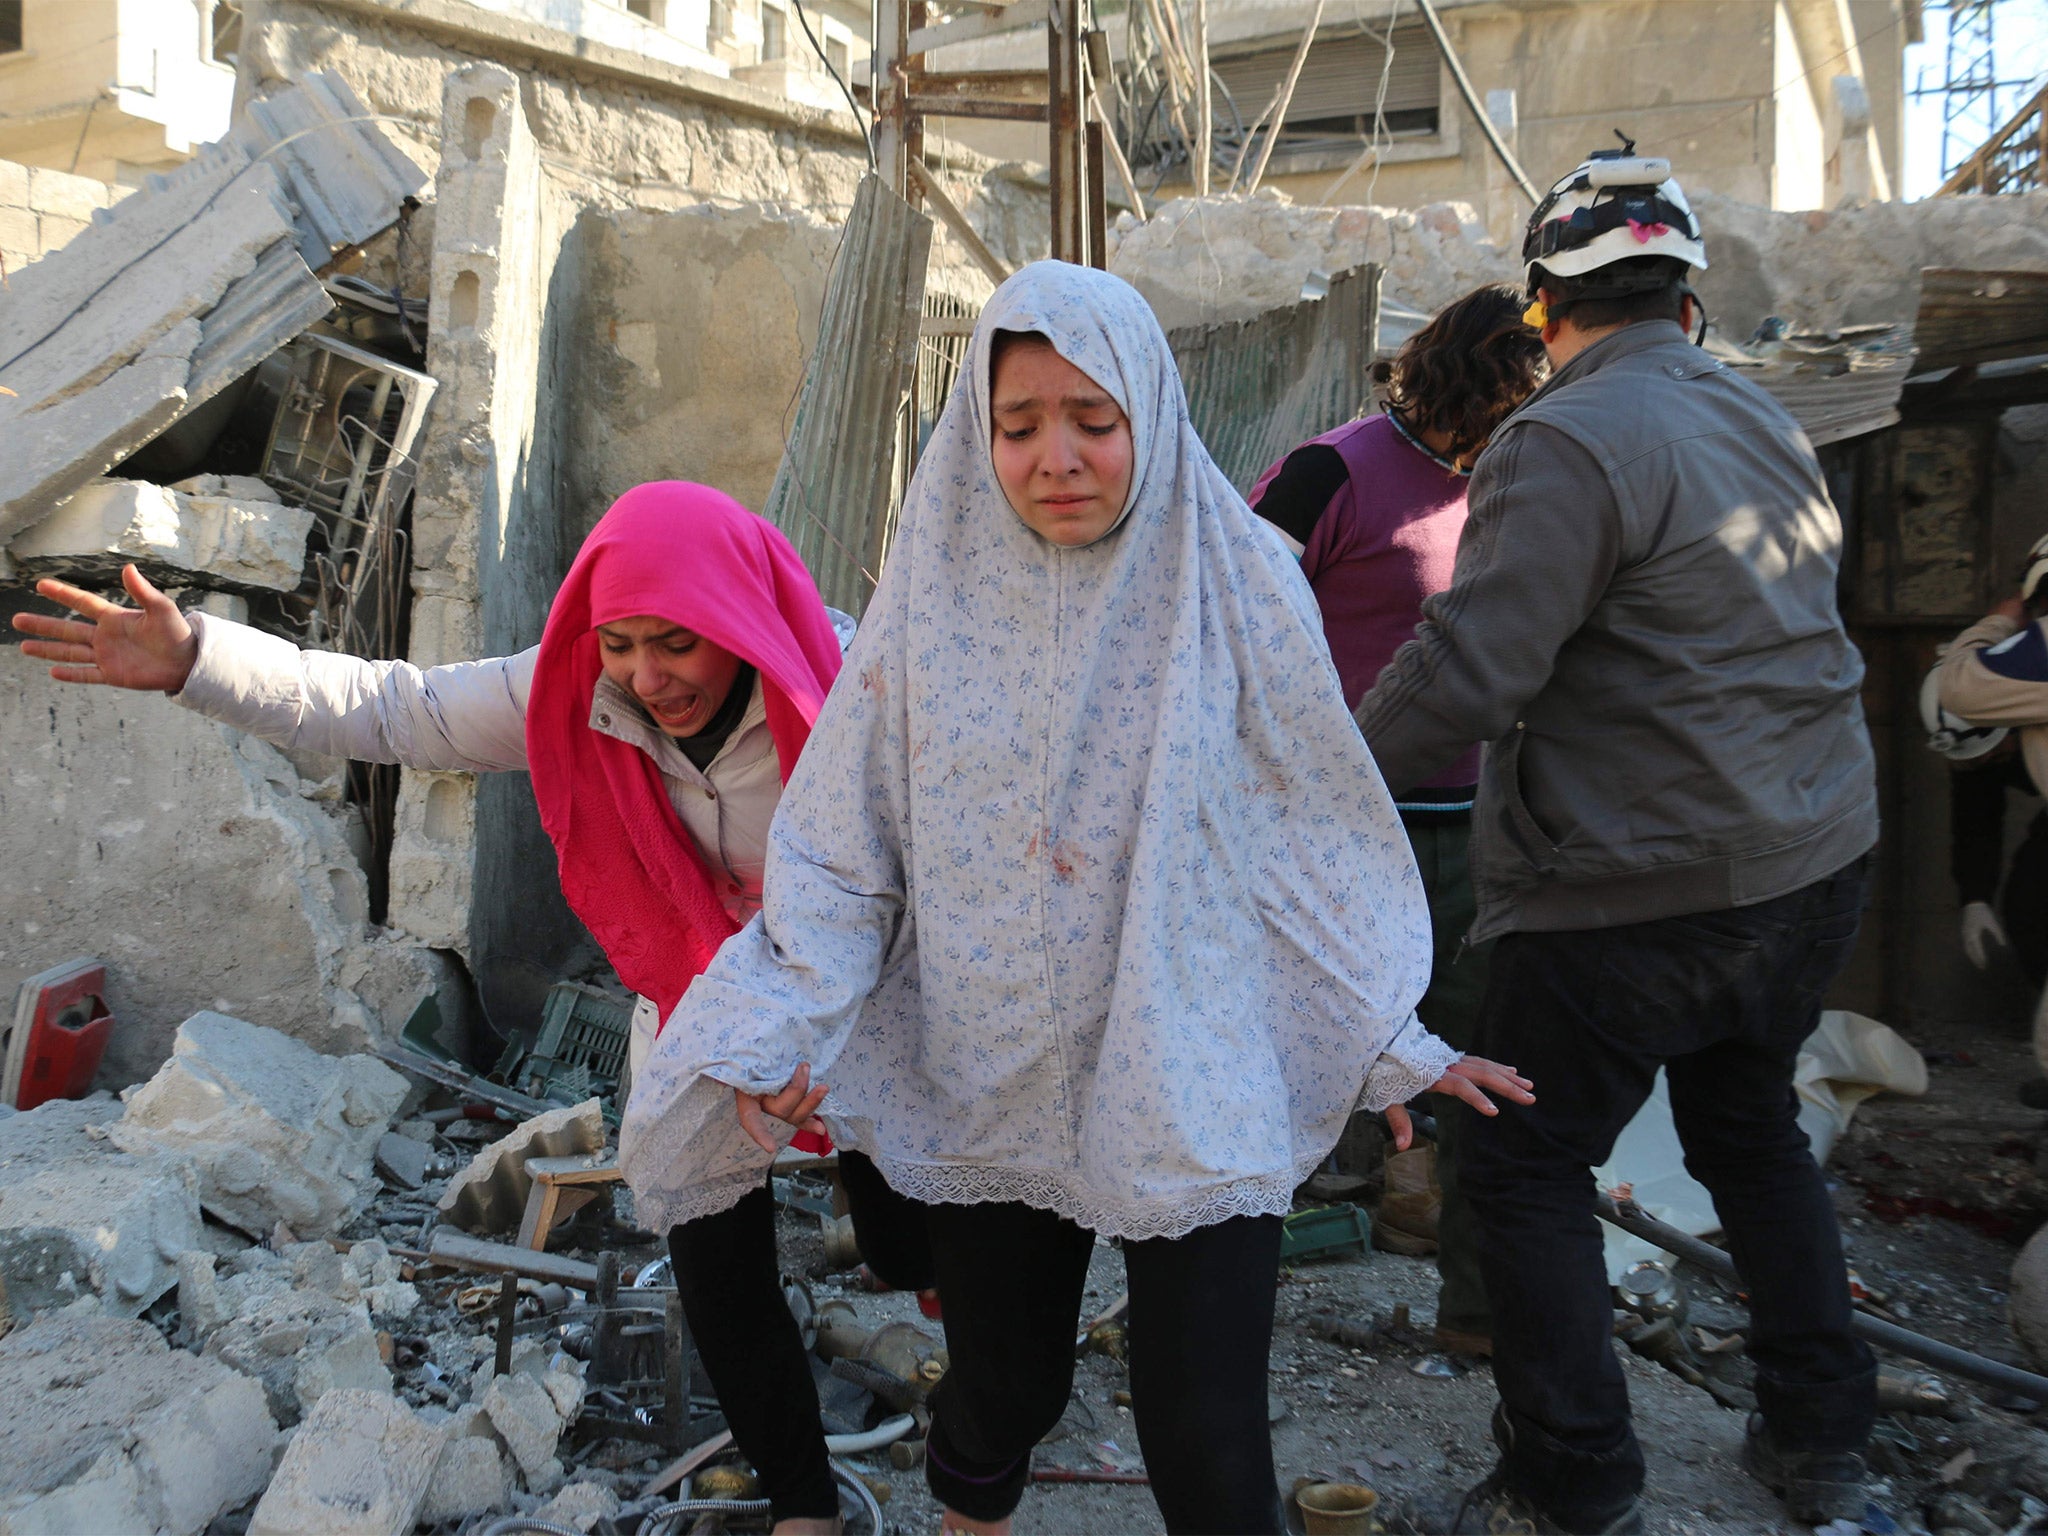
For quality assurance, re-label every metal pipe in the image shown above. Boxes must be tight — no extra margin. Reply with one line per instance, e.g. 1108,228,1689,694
1411,0,1538,204
827,1412,917,1454
906,158,1012,286
1596,1194,2048,1403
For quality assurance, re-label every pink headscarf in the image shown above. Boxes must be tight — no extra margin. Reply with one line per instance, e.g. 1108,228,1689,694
527,482,844,1022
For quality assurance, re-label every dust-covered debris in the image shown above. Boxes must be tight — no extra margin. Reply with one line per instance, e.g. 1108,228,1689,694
110,1011,409,1238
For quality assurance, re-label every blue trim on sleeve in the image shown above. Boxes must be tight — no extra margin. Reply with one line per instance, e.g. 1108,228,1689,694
1979,623,2048,683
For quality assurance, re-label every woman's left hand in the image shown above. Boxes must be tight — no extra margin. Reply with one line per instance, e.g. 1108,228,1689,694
734,1061,829,1154
1384,1055,1535,1151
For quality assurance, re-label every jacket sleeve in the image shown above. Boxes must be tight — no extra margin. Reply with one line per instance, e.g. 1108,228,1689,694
1353,422,1623,794
1937,615,2048,727
172,612,535,772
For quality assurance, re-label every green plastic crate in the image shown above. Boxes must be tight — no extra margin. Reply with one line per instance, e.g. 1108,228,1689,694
1279,1203,1372,1265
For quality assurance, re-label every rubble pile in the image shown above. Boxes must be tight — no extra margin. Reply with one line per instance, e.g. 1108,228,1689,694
0,1012,626,1534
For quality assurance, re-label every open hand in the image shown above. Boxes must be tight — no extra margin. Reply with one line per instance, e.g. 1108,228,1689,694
734,1061,829,1155
1385,1055,1535,1151
12,565,199,692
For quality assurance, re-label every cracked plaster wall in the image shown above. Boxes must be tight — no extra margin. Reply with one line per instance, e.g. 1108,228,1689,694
0,631,442,1087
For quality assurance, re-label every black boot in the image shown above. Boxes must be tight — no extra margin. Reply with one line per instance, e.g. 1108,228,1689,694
1741,1412,1868,1524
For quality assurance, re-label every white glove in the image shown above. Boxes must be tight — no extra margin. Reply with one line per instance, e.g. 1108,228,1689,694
1962,901,2009,970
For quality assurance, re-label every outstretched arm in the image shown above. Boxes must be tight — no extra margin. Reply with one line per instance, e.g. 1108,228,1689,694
14,564,533,773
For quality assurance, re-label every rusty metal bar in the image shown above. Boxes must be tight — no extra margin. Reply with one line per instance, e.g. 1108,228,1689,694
1086,120,1107,269
902,95,1048,121
873,0,909,193
911,69,1049,99
908,157,1014,288
1048,0,1086,263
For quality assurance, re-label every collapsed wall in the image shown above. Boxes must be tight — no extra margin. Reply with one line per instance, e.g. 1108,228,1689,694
1108,187,2048,343
0,642,442,1082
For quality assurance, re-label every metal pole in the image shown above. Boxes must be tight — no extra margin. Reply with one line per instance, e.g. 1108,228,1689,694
1190,0,1211,195
873,0,909,193
1595,1194,2048,1403
1048,0,1086,262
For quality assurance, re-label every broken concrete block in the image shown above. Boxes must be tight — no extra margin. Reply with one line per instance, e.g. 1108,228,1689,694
0,1150,204,1319
480,1369,566,1489
7,475,315,593
111,1010,408,1236
0,1312,277,1536
439,1098,605,1234
0,163,325,543
176,1250,235,1342
202,1282,390,1426
417,1435,512,1523
375,1129,431,1190
345,1238,420,1322
248,1388,445,1536
0,1093,121,1188
534,1481,622,1532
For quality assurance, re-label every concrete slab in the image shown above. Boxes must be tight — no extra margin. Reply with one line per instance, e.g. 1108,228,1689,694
0,1151,204,1319
110,1011,409,1237
8,476,315,593
248,1389,444,1536
417,1436,511,1523
0,1312,277,1536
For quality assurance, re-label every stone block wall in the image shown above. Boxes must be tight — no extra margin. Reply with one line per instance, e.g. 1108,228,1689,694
0,160,124,277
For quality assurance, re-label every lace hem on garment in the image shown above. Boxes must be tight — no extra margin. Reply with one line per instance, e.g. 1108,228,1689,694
632,1167,766,1234
864,1155,1320,1242
1356,1037,1464,1112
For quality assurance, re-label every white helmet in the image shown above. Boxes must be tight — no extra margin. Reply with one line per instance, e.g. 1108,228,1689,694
2021,531,2048,606
1921,665,2008,761
1523,137,1708,289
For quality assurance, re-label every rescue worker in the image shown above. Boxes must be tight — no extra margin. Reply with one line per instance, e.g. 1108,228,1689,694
1354,143,1880,1534
1934,532,2048,1091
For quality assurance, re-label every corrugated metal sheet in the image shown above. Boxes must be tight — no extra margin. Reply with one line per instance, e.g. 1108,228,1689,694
762,175,934,617
1168,263,1382,493
1912,268,2048,374
94,72,425,269
1728,326,1917,449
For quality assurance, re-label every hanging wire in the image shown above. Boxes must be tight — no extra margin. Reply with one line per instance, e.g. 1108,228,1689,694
790,0,876,170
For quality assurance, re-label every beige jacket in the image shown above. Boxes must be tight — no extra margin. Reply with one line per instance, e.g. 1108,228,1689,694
173,613,784,921
1937,613,2048,796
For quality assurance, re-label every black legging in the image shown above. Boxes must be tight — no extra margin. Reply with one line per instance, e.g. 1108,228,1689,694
923,1201,1285,1535
668,1152,935,1521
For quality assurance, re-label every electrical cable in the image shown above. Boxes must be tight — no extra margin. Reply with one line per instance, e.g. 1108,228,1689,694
790,0,875,170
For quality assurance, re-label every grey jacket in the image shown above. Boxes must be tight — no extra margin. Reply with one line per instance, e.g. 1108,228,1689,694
1355,320,1877,942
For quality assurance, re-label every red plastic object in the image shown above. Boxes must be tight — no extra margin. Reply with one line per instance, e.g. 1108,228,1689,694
5,959,114,1111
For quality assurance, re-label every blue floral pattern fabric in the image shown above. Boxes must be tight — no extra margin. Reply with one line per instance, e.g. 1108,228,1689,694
621,261,1449,1239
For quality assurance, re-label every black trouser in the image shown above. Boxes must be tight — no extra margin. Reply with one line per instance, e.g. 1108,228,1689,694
1462,858,1877,1527
2006,810,2048,990
669,1151,935,1522
922,1200,1284,1535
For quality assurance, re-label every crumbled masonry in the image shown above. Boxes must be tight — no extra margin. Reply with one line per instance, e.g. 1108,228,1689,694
111,1011,410,1238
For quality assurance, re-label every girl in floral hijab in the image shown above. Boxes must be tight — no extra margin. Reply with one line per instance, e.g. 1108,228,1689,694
623,264,1533,1534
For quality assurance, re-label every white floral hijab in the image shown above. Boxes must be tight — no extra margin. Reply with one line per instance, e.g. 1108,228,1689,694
620,261,1445,1239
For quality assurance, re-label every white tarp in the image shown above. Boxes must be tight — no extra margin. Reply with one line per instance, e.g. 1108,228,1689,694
1595,1010,1927,1279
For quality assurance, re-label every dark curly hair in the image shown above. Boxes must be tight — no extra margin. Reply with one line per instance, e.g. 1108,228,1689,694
1384,283,1548,461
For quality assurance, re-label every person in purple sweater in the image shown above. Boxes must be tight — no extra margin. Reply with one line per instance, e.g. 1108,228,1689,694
1250,283,1546,1355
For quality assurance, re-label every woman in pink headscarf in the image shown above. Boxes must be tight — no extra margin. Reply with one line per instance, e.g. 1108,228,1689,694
16,481,919,1534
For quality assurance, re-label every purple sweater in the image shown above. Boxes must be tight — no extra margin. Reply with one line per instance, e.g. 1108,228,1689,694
1250,414,1481,795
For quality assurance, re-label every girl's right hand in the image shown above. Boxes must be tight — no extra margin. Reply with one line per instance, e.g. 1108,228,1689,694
734,1061,830,1154
1385,1055,1535,1150
13,564,200,692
